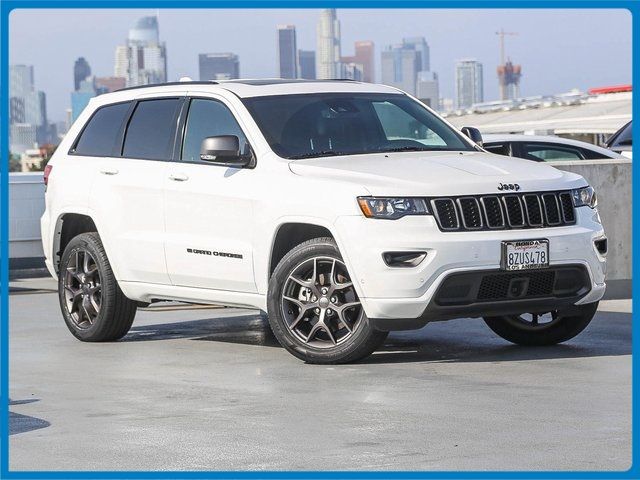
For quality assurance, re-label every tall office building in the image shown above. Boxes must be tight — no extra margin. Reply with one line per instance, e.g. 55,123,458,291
9,64,49,153
341,62,363,81
341,40,374,83
402,37,430,73
380,37,430,95
497,60,522,101
298,50,316,79
74,57,92,91
455,59,484,109
95,76,126,93
416,71,439,108
199,53,240,81
381,45,419,95
71,77,108,122
277,25,298,79
316,9,341,79
114,16,167,87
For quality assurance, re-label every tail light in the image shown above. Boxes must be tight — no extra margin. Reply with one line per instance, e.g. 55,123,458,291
43,164,53,187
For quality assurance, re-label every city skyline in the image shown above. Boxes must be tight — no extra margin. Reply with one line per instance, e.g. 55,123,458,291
9,8,631,122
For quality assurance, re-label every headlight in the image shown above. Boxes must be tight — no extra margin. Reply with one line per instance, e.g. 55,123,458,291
357,197,429,219
571,186,597,209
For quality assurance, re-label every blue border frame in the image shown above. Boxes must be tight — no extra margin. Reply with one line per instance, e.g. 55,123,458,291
1,1,636,478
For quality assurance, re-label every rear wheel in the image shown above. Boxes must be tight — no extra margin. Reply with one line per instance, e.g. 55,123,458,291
267,237,387,364
58,232,137,342
483,301,599,346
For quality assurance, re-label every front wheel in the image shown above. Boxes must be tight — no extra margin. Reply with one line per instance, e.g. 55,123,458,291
267,237,387,364
483,301,599,346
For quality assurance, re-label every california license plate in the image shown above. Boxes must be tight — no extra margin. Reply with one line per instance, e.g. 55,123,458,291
501,239,549,271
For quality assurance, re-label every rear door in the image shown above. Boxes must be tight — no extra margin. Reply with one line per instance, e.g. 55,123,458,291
163,94,257,292
88,94,184,284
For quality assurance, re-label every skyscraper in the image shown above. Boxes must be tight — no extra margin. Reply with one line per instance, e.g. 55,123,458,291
73,57,92,91
497,60,522,101
455,59,483,109
114,16,167,87
341,41,374,83
316,9,341,79
402,37,430,73
381,45,419,95
380,37,430,95
416,71,439,108
71,77,108,122
9,65,49,153
298,50,316,79
199,53,240,81
277,25,298,79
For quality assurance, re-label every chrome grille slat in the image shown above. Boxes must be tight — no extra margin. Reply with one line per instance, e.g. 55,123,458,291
480,196,505,229
542,193,561,225
502,195,525,227
456,197,483,229
431,190,576,232
523,194,544,227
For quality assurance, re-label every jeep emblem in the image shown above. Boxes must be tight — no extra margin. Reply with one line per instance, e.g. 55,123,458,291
497,183,520,191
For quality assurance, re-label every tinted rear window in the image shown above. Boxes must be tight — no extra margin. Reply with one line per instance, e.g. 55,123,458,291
122,98,182,160
73,102,131,156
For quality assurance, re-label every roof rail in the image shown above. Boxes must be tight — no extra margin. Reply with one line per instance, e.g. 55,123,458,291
114,81,218,93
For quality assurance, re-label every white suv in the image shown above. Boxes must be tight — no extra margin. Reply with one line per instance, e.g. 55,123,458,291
41,80,607,364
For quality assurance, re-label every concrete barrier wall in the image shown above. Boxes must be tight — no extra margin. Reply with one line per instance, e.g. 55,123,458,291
9,172,45,269
8,162,632,297
552,159,632,298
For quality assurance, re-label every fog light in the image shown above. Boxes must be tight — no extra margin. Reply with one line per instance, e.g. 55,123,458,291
594,238,608,255
383,251,427,268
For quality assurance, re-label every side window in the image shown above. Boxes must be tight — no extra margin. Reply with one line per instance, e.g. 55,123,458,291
484,143,510,156
181,99,248,163
521,143,584,162
122,98,182,160
73,102,131,156
372,101,447,147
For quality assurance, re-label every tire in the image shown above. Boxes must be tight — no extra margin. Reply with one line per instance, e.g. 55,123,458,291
483,301,599,346
58,232,137,342
267,237,388,364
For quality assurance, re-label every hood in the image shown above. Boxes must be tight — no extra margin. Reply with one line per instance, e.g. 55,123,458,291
288,151,587,196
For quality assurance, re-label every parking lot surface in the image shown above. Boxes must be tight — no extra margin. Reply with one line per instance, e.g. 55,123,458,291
9,277,631,471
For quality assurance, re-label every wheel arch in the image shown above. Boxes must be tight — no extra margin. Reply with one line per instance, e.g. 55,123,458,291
53,212,98,273
268,222,336,279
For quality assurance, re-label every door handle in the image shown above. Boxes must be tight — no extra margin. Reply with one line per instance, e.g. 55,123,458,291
169,173,189,182
100,168,119,175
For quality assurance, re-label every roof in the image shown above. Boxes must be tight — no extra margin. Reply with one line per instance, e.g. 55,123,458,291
113,79,399,98
446,92,631,135
482,134,624,159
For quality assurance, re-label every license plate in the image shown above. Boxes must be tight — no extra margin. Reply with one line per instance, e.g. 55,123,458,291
501,239,549,271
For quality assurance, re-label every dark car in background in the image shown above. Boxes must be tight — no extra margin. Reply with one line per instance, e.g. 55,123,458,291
605,121,632,159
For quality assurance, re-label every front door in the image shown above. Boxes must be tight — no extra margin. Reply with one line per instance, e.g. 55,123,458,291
163,96,257,292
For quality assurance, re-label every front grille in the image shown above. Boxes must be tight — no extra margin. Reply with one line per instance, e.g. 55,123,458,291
434,266,590,306
430,190,576,232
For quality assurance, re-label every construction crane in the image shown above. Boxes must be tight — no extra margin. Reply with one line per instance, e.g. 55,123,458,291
496,28,518,65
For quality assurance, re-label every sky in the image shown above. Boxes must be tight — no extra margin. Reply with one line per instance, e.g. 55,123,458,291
9,8,632,123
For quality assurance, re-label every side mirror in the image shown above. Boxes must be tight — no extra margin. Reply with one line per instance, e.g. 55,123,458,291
200,135,250,168
461,127,483,147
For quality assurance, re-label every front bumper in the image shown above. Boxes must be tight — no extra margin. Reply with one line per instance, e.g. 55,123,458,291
334,206,606,325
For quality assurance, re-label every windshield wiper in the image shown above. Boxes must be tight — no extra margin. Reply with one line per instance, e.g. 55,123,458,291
379,146,440,153
289,150,347,159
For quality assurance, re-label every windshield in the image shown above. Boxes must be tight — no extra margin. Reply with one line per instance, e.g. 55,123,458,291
242,93,474,159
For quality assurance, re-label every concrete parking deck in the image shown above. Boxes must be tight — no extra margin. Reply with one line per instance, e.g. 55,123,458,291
9,277,631,471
